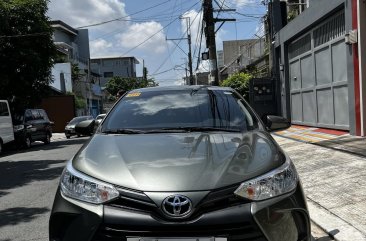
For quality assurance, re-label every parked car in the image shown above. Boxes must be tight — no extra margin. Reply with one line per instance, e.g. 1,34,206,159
50,86,310,241
0,100,15,154
64,116,93,139
13,109,53,148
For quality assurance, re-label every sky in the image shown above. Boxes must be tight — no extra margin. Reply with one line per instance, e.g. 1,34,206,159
47,0,266,86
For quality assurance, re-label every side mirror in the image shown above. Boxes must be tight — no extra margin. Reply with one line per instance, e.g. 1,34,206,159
75,120,95,136
266,115,291,132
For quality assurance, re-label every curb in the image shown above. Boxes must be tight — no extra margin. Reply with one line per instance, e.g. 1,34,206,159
307,198,366,241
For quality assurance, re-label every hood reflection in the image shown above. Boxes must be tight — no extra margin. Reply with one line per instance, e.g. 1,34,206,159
73,131,282,192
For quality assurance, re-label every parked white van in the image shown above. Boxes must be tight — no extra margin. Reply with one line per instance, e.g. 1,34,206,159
0,100,15,154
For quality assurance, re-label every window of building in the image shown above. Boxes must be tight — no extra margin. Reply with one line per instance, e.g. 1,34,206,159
313,11,345,48
289,34,311,59
104,72,114,78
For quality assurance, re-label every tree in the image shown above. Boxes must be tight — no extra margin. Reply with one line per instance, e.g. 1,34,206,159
0,0,57,110
105,76,158,96
220,72,252,99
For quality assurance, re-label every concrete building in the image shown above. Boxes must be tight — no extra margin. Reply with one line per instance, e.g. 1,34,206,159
196,72,210,85
90,57,140,87
272,0,366,136
51,20,102,117
220,39,267,80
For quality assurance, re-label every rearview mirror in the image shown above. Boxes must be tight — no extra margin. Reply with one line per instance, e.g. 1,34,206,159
75,120,95,136
265,115,291,132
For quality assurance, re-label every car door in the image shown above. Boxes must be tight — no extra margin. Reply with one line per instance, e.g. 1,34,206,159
0,101,14,144
25,110,39,141
38,109,51,138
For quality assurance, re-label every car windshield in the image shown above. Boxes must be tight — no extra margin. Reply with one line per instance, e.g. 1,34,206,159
102,88,259,133
68,116,90,125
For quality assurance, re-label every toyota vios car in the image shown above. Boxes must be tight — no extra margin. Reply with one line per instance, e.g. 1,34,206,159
50,86,311,241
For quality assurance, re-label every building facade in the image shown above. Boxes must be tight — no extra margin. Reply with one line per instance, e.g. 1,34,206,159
51,20,102,117
272,0,366,136
220,39,268,80
90,57,140,87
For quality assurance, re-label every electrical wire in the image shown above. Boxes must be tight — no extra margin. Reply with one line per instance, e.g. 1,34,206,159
151,4,201,75
119,17,179,57
77,0,174,28
90,1,200,42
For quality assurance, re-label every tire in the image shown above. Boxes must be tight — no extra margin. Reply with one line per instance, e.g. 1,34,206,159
66,135,70,139
24,136,32,148
44,133,51,145
0,140,3,155
77,134,81,138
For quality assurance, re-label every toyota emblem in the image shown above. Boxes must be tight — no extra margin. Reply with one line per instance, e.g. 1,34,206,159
162,195,192,217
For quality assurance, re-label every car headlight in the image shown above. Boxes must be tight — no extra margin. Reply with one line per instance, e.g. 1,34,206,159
14,125,24,132
234,157,298,201
60,162,119,204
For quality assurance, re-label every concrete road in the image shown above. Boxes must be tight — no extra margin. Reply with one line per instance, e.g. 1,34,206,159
0,138,86,241
0,136,333,241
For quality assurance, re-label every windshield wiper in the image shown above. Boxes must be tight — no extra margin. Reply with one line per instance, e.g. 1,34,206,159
160,127,241,133
101,129,146,134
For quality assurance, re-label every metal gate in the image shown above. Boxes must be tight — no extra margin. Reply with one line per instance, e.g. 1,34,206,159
289,11,349,130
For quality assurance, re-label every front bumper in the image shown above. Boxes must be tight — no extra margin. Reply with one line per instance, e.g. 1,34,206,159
49,183,310,241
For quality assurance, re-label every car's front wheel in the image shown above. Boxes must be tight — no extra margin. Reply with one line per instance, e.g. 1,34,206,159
0,140,3,155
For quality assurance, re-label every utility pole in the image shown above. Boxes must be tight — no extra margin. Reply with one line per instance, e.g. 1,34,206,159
186,18,194,85
203,0,235,86
142,59,147,80
203,0,218,86
166,17,194,85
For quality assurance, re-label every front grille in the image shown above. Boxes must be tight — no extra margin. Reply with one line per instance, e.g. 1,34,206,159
107,187,157,213
95,186,266,241
107,185,250,221
92,222,266,241
193,185,249,217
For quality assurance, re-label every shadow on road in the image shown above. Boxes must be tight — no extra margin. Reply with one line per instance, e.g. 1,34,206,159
0,207,49,228
0,159,66,194
315,135,366,158
0,137,88,158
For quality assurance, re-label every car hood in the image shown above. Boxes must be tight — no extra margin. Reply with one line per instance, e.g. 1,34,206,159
72,131,284,192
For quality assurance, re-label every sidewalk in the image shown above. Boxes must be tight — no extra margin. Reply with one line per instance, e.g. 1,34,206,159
273,126,366,241
51,133,66,142
275,125,366,158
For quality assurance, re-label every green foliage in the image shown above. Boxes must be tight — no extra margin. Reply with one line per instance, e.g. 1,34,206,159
220,72,252,98
105,76,158,96
66,91,86,109
287,9,298,22
0,0,57,109
74,95,86,109
71,63,84,83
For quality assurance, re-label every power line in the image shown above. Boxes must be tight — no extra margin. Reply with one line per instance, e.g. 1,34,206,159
150,64,185,76
151,4,201,75
90,1,200,42
119,17,180,57
77,0,174,28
